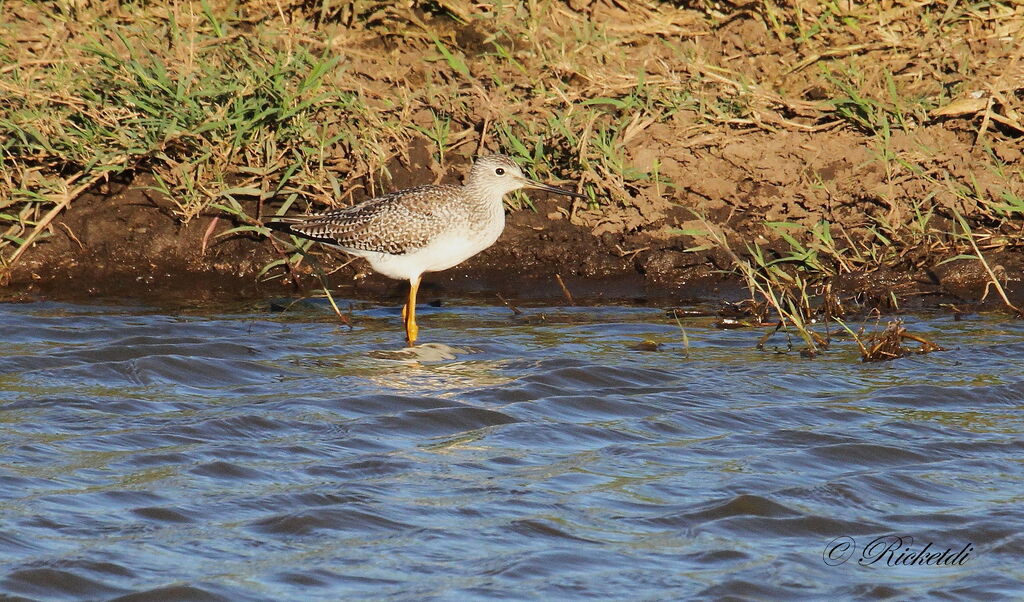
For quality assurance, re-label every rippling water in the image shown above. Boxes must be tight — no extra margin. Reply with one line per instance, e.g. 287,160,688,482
1,299,1022,600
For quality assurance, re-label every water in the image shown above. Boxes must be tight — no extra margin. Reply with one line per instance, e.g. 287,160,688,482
1,299,1023,600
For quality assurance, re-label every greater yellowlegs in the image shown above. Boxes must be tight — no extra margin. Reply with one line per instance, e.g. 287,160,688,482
277,154,584,346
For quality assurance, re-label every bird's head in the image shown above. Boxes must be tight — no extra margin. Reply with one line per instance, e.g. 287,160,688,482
467,154,584,200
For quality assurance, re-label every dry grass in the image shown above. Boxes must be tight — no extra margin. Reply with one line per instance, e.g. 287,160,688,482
1,0,1022,296
848,319,946,362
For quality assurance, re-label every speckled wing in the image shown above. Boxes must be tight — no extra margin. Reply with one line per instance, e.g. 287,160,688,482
279,185,458,255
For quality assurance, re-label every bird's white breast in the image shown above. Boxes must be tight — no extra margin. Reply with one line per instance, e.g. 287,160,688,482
361,208,505,281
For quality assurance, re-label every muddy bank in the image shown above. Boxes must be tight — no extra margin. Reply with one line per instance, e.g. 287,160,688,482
4,163,1021,310
1,169,711,305
2,1,1022,311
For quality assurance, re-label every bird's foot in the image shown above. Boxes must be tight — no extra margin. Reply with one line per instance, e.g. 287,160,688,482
405,322,419,347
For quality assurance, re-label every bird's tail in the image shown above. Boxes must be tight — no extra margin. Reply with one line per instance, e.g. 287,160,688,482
263,217,300,234
264,215,341,246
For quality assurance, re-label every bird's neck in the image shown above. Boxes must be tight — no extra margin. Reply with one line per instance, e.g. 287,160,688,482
463,183,508,213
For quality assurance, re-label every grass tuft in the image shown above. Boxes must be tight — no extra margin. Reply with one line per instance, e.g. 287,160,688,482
1,0,1022,315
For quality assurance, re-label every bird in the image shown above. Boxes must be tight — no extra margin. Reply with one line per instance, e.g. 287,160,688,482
274,154,585,346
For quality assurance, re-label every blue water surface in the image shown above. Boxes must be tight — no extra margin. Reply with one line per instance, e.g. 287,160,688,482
1,300,1022,600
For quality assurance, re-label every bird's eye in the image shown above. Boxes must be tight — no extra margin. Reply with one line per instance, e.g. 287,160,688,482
495,168,506,176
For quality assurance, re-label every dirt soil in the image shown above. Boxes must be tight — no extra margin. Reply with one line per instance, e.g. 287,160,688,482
5,161,713,306
4,1,1023,308
8,134,1021,308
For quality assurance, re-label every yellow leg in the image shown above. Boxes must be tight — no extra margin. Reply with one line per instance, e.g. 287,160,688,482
404,276,421,346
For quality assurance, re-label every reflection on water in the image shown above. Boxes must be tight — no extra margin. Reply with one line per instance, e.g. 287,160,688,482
1,300,1023,599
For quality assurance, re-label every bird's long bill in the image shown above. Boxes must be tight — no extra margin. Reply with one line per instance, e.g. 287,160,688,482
520,177,587,199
